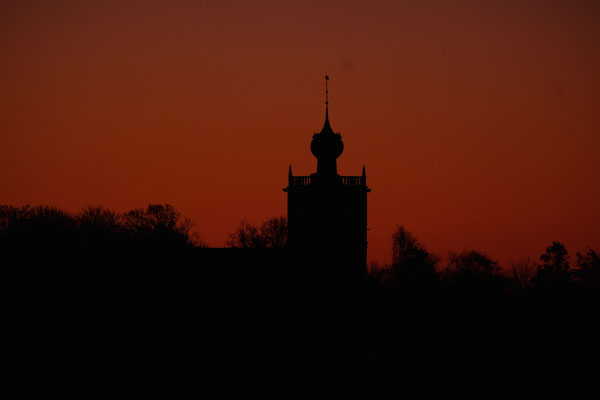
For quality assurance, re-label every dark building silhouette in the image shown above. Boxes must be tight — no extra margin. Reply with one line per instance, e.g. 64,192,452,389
284,76,371,282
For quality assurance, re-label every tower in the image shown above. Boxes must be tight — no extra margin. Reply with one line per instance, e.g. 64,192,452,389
284,76,371,282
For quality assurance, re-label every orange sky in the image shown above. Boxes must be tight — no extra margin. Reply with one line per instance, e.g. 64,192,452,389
1,1,599,266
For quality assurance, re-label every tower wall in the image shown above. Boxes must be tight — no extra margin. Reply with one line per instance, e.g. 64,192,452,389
285,177,369,281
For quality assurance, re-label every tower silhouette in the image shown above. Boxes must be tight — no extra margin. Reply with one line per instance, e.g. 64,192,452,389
284,76,371,282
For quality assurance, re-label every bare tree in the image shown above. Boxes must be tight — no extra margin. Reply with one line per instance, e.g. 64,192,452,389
77,206,121,232
226,216,287,248
509,258,536,291
367,260,389,286
260,216,287,248
226,220,264,248
122,204,195,248
390,225,439,290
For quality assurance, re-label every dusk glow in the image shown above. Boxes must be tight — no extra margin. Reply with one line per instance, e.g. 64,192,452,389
2,1,599,265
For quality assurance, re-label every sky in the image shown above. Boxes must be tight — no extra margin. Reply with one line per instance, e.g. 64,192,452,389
1,0,599,266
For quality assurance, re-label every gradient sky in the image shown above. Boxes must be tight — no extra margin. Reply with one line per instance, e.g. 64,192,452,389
2,0,599,266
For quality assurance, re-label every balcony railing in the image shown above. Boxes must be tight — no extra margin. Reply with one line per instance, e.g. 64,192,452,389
289,175,365,187
291,176,312,186
341,176,363,186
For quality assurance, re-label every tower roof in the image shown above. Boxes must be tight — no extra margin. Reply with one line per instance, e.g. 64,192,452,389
311,75,343,175
320,74,335,135
320,109,335,135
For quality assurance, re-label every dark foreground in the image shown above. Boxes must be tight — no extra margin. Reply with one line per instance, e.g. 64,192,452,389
7,248,599,390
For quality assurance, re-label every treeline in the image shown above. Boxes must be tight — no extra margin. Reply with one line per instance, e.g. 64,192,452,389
0,204,199,255
224,217,599,296
2,204,598,370
370,225,599,298
2,203,598,297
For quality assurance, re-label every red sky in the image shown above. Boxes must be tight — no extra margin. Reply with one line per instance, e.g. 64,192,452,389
1,0,599,266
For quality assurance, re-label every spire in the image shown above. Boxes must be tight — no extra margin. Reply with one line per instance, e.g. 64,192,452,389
325,75,329,119
321,75,334,134
289,164,293,177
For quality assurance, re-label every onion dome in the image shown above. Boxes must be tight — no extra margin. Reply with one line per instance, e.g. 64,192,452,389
310,76,343,176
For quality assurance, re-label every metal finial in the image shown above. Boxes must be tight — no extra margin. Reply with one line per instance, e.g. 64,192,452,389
325,75,329,116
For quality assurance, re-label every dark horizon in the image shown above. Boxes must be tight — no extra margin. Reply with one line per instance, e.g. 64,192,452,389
2,1,599,267
3,201,599,376
2,202,597,278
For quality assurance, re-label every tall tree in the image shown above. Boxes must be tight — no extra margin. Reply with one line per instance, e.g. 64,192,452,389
389,225,439,291
532,241,572,291
574,248,600,290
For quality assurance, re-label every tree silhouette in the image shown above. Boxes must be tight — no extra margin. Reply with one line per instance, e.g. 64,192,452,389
226,216,287,248
574,248,600,291
509,258,536,292
532,241,572,291
389,225,439,292
78,206,121,232
226,220,264,248
445,250,500,277
260,216,288,248
0,205,76,252
76,206,123,249
122,204,195,249
443,250,504,298
1,203,203,256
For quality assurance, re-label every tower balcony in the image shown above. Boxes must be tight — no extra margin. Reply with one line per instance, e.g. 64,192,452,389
286,175,368,189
